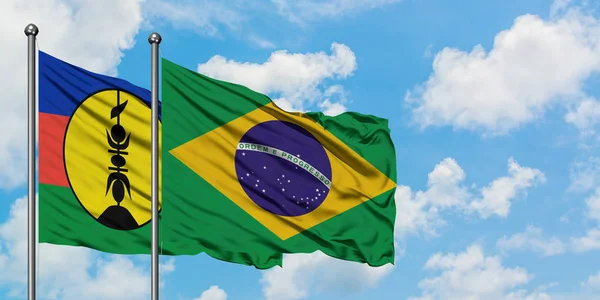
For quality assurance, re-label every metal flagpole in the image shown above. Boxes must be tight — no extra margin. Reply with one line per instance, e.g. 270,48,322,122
148,32,162,300
24,23,39,300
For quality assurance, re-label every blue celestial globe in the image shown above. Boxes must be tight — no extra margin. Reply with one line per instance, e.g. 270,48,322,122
234,120,332,217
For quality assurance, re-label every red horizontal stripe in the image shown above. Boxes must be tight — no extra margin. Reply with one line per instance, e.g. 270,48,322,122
39,112,70,187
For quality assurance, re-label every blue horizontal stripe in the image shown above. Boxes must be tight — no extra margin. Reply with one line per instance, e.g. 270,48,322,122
39,51,161,119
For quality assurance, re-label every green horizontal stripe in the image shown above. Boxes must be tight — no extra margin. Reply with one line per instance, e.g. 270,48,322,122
38,183,151,254
39,179,284,269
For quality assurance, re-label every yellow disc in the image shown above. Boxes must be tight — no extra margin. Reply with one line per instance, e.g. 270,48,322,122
64,89,162,230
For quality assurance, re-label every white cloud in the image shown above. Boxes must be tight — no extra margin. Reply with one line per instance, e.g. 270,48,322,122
585,188,600,222
582,271,600,290
143,0,398,46
197,43,356,113
193,285,228,300
550,0,574,17
496,226,566,256
160,258,176,274
143,0,244,36
186,39,353,120
565,98,600,132
468,158,546,218
394,158,469,238
395,157,544,238
272,98,303,113
571,228,600,253
394,185,440,238
504,290,553,300
248,35,276,49
318,99,347,116
0,0,145,188
59,256,150,300
424,44,434,58
145,0,401,35
260,251,394,300
406,5,600,135
409,244,546,300
317,85,349,116
569,157,600,193
248,35,277,49
571,188,600,253
271,0,402,25
0,196,163,299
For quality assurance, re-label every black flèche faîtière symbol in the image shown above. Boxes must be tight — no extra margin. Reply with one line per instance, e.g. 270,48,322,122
106,92,132,205
96,90,139,230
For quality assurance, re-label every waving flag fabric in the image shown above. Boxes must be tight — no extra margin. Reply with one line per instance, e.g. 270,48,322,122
38,51,161,253
161,58,397,268
37,51,397,269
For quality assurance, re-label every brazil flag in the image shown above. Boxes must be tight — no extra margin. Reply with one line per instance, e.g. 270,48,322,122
161,58,397,268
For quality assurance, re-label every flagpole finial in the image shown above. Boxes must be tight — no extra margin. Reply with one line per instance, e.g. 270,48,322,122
24,24,39,36
148,32,162,44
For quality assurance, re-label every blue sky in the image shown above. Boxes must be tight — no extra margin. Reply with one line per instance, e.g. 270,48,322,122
1,0,600,299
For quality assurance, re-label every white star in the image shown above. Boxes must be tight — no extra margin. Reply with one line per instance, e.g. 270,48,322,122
242,152,246,156
318,194,321,196
287,180,290,183
262,189,266,193
297,154,301,157
246,173,250,176
301,198,303,200
282,174,285,178
255,184,258,187
316,189,319,192
263,166,267,169
277,178,280,181
297,201,299,204
240,177,244,180
257,179,260,182
293,196,295,198
282,188,285,192
295,167,298,169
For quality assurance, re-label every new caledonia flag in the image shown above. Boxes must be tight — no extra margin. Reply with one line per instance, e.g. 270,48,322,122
38,50,162,251
38,50,397,269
